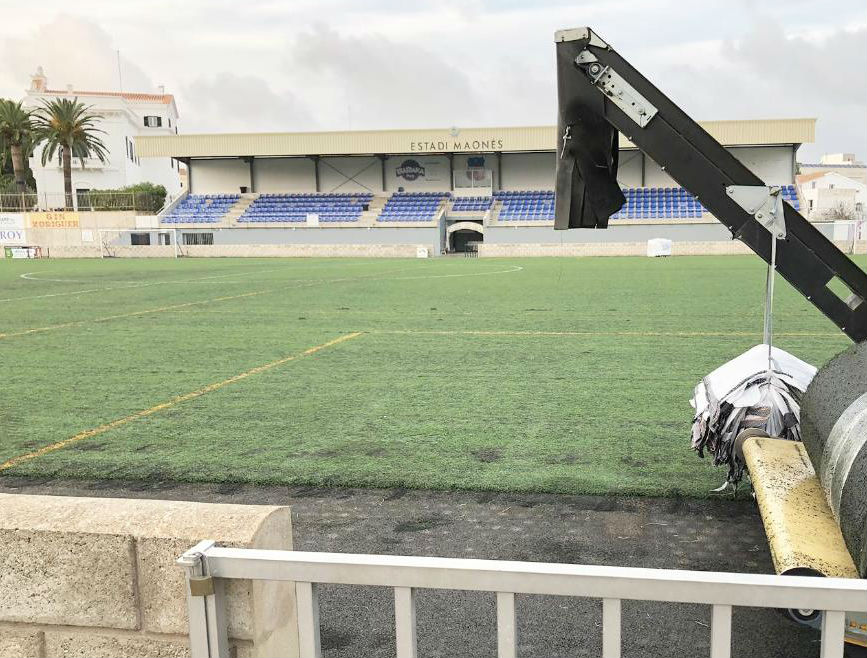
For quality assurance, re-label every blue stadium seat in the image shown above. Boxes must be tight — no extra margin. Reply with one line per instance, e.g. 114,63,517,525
378,191,450,222
237,192,373,224
160,194,240,224
494,189,555,220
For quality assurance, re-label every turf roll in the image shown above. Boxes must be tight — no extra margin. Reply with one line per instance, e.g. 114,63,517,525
800,340,867,577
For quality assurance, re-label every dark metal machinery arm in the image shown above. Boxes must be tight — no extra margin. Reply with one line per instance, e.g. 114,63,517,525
554,27,867,343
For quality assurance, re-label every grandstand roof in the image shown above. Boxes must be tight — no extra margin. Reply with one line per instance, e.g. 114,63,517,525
136,118,815,159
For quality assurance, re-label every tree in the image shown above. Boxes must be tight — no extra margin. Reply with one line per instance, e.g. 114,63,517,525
0,99,35,195
32,98,108,209
822,201,856,222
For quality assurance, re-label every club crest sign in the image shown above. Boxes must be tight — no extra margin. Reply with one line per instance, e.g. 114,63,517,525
396,159,426,181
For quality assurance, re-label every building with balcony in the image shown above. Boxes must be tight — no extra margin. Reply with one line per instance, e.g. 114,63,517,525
22,67,182,208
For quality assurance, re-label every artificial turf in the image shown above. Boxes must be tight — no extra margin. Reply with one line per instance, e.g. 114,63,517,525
0,255,853,496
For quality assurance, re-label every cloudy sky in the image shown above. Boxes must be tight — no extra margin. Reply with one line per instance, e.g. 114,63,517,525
1,1,864,161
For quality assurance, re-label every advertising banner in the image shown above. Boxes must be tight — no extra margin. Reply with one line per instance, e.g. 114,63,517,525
4,246,37,259
0,229,27,244
27,211,80,228
0,213,25,230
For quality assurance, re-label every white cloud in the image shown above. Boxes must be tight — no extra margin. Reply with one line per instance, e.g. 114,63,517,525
0,2,863,160
0,14,152,97
181,72,316,133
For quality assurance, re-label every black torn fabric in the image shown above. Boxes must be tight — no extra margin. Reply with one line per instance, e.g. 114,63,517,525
554,36,624,230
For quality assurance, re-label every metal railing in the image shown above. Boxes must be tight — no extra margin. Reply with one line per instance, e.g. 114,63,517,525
0,191,167,214
177,541,866,658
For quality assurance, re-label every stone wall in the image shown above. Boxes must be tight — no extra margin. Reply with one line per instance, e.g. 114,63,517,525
0,494,297,658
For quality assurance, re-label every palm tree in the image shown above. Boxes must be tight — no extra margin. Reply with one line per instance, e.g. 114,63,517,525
0,100,34,196
32,98,108,209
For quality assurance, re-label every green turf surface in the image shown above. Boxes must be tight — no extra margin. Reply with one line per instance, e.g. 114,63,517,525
0,255,853,496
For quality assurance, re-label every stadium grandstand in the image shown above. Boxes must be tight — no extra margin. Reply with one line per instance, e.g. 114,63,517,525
13,118,831,259
125,119,815,255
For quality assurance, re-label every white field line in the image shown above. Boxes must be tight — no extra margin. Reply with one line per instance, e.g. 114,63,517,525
2,260,391,303
1,263,525,339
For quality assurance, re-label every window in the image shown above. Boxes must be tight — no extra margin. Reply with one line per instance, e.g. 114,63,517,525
183,232,214,246
130,233,151,246
144,115,162,127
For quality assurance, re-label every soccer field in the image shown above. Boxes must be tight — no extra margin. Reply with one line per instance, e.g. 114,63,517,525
0,255,852,497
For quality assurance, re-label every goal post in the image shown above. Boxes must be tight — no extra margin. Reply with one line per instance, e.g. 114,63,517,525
98,228,179,258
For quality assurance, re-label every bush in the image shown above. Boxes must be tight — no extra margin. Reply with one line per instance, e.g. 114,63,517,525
77,182,167,213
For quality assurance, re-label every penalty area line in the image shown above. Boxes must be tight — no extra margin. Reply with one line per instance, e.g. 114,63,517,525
0,331,364,472
372,329,844,338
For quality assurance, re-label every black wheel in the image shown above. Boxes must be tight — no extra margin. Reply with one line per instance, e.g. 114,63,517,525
778,568,824,629
780,606,822,628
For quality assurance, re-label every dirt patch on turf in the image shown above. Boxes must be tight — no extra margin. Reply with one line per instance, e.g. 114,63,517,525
471,448,502,463
310,442,389,459
72,441,107,452
394,515,451,533
544,453,582,465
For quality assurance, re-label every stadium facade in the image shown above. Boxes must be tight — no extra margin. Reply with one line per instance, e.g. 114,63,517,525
137,119,813,196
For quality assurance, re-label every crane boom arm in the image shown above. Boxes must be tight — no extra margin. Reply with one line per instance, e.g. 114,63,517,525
554,27,867,342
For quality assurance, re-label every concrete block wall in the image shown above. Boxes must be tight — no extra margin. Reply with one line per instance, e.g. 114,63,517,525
0,494,297,658
478,240,864,258
477,240,754,258
180,244,429,258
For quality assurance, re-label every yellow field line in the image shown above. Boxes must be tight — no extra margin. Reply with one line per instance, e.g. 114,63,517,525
373,329,844,338
0,264,425,340
0,332,363,472
0,289,271,340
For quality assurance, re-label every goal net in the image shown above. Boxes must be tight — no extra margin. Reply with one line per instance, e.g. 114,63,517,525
98,228,179,258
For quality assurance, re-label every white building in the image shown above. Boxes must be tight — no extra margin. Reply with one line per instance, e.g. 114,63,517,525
799,153,867,185
23,67,182,206
797,170,866,221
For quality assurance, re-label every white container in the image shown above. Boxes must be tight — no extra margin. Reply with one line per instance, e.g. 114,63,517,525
647,238,672,257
